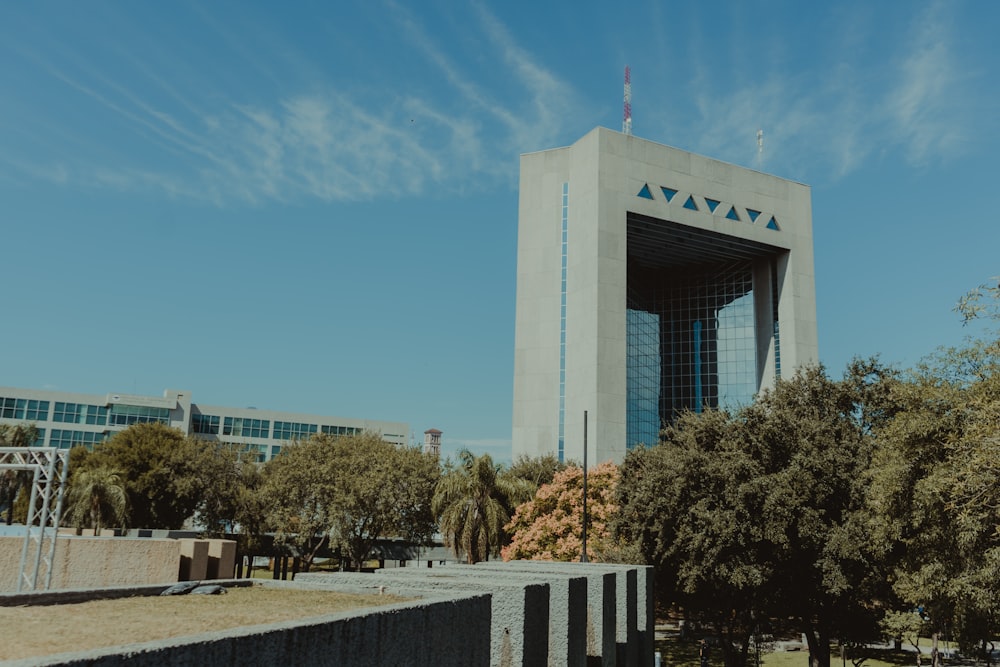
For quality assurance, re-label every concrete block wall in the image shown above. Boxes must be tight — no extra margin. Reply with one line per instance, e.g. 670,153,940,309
2,581,491,667
476,561,654,667
298,561,653,667
0,535,238,592
0,536,180,591
297,570,550,667
178,539,209,581
206,539,237,579
469,565,588,667
1,562,654,666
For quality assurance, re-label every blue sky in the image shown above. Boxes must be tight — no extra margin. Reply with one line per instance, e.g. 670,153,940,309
1,1,997,463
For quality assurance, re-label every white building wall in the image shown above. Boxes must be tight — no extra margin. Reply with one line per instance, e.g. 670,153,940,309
513,127,818,465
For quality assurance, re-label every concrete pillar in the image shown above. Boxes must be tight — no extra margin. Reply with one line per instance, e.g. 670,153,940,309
205,539,236,580
472,563,588,667
493,561,654,667
298,571,550,667
177,539,209,581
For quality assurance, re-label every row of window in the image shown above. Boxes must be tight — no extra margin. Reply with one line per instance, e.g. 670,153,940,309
108,404,170,426
0,397,168,427
192,415,362,440
54,402,109,425
3,398,365,444
50,429,107,450
0,397,50,421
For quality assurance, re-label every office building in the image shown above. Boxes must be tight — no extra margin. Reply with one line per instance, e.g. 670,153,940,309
512,127,818,464
0,386,408,463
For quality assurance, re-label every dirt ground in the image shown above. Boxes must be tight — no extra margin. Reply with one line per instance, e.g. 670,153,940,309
1,585,408,662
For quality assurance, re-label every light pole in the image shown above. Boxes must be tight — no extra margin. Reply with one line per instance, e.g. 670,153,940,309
581,410,588,563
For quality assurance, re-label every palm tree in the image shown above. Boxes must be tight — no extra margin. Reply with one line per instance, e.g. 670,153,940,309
66,466,128,535
0,424,38,525
432,450,533,564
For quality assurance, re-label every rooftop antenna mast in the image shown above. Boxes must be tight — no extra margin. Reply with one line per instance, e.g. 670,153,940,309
623,66,632,136
756,129,764,170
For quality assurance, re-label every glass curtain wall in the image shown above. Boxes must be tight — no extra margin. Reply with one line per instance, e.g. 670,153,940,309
626,260,759,448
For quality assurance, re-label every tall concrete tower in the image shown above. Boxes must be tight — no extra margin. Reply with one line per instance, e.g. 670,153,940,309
512,128,818,464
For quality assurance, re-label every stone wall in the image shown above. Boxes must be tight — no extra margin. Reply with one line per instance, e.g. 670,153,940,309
0,535,235,592
1,581,491,667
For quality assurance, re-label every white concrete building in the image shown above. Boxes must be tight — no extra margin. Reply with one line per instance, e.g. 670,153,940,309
512,127,818,464
0,385,408,462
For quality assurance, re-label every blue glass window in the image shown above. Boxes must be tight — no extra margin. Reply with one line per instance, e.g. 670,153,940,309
109,404,169,426
50,429,107,450
725,207,740,221
0,397,26,420
766,216,779,230
627,261,759,449
705,198,721,213
192,414,220,435
273,421,318,440
660,187,678,202
223,417,269,438
683,196,698,211
747,208,761,223
558,182,569,462
637,184,653,199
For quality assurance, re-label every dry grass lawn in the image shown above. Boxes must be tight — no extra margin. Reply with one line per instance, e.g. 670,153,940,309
2,585,409,662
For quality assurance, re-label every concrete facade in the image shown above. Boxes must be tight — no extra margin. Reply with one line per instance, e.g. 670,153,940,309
0,385,408,463
513,127,817,463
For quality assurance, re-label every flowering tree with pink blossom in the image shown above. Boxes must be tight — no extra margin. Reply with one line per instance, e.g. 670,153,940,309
502,461,620,562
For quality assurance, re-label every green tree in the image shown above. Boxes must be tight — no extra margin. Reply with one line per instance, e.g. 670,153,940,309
507,453,571,489
616,408,764,667
0,423,39,525
502,461,621,562
616,364,889,667
261,432,440,571
260,436,338,570
881,611,929,666
86,423,207,529
192,442,262,539
433,449,532,564
64,464,128,534
326,432,439,570
867,282,1000,662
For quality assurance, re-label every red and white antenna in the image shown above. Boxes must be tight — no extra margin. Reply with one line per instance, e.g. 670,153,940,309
622,65,632,136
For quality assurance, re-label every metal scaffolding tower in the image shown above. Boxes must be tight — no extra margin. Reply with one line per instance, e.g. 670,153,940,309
0,447,70,592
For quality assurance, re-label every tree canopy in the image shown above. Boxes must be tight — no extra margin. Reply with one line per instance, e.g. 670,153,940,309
81,423,208,529
616,364,888,667
260,432,439,570
502,461,620,562
433,449,532,563
0,423,39,525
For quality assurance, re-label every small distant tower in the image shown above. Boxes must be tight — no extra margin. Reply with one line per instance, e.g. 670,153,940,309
423,429,442,457
622,65,632,136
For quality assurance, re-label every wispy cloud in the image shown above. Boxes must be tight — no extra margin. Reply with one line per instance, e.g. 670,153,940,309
4,4,583,206
662,0,975,182
884,1,969,165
